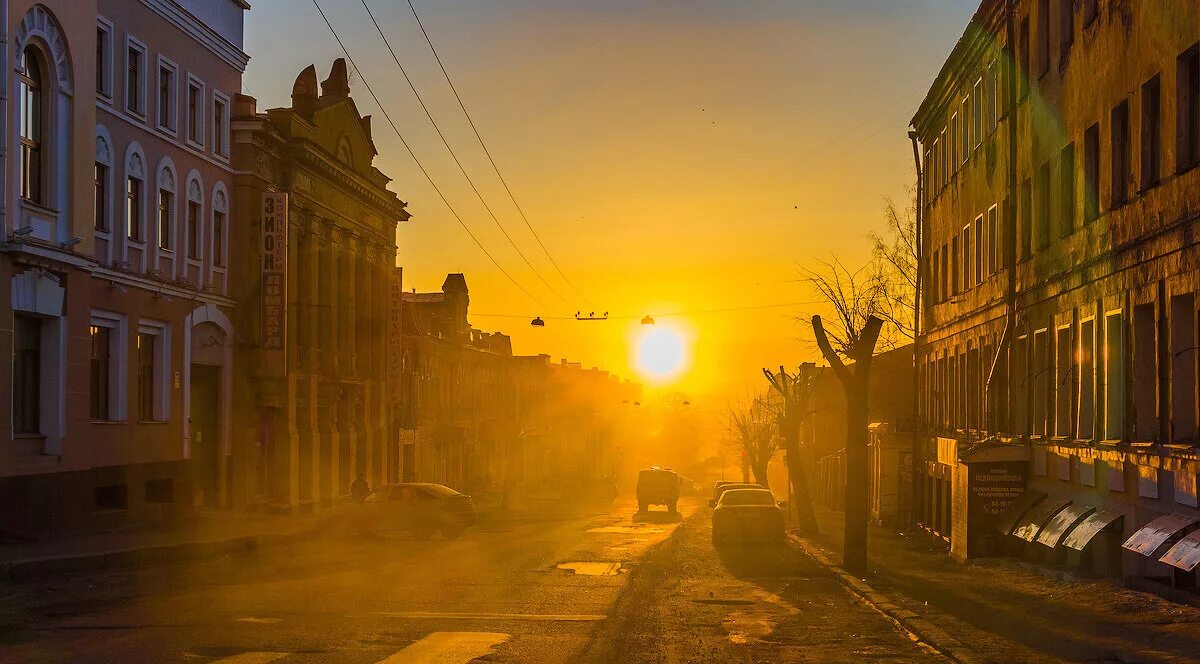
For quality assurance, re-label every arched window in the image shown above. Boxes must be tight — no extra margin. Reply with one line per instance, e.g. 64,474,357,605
211,184,228,269
185,175,203,260
18,45,45,203
94,128,114,233
125,145,146,243
156,161,176,251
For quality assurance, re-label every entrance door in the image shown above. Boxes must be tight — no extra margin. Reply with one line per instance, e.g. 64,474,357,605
190,364,221,508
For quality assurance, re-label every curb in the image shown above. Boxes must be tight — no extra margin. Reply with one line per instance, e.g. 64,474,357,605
787,534,978,664
0,527,320,582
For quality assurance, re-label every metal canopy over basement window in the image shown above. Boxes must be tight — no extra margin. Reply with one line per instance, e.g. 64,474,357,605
1062,509,1124,551
1013,496,1072,542
1122,513,1199,557
1160,530,1200,572
1035,503,1096,548
996,490,1048,536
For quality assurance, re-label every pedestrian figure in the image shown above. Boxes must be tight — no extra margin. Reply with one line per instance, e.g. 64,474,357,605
351,474,371,503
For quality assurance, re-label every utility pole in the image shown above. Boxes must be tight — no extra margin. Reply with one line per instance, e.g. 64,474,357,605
763,364,820,535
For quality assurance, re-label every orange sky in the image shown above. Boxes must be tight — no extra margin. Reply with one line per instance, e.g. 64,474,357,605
244,0,977,402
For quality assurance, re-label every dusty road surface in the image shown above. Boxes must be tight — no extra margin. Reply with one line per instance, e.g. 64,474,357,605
0,498,932,663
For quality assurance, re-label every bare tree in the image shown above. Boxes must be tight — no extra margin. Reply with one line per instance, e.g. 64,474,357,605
804,257,885,575
868,189,918,345
725,396,780,489
763,363,821,535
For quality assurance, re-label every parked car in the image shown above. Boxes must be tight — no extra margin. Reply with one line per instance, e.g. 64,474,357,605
709,482,763,507
711,488,785,547
341,482,477,540
637,467,680,513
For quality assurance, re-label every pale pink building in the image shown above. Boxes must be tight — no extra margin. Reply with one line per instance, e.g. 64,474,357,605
0,0,247,535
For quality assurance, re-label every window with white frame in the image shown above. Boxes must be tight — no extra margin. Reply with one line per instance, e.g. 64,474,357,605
89,312,127,421
1170,294,1197,442
96,18,114,98
125,147,146,243
1055,324,1073,437
213,93,230,158
211,186,227,268
157,57,178,133
186,177,203,261
94,129,114,234
1032,329,1048,436
156,164,176,251
1103,311,1125,440
186,76,204,146
13,313,42,435
125,37,146,117
136,321,169,422
1078,318,1096,439
18,45,46,205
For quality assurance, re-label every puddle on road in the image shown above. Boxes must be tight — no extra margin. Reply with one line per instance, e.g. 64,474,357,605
557,562,623,576
586,526,663,534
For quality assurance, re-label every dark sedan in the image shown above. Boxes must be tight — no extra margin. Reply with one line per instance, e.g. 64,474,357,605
711,488,785,547
342,482,477,540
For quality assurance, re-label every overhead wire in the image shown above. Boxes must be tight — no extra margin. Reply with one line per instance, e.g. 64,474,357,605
359,0,575,311
400,0,596,308
471,300,828,320
311,0,551,311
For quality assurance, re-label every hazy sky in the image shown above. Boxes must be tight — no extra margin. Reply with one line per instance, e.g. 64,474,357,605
244,0,977,400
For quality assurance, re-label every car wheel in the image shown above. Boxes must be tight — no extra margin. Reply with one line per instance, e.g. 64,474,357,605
712,528,722,548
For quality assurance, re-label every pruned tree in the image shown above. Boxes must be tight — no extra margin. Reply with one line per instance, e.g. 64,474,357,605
868,189,918,345
725,396,780,489
804,257,885,575
763,363,821,535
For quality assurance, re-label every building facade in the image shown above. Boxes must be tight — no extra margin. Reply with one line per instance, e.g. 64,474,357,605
914,0,1200,580
0,0,247,536
230,60,409,513
395,273,637,506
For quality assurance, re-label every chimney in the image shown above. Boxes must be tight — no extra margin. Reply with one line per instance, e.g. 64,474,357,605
291,64,318,119
321,58,350,99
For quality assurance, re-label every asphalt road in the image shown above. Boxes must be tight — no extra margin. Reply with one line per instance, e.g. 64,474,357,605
0,497,934,663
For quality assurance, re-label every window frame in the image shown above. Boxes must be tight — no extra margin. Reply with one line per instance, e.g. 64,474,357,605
124,35,147,118
155,56,179,135
212,91,231,160
1141,74,1162,191
96,17,114,100
135,320,170,423
89,311,128,422
17,44,46,206
12,313,42,436
1111,100,1131,207
185,74,206,148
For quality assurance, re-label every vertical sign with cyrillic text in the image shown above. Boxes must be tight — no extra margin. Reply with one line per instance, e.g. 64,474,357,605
261,192,288,376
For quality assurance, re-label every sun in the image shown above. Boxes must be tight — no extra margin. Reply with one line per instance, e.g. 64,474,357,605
635,325,689,383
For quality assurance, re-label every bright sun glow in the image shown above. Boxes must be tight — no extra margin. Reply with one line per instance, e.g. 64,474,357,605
635,325,689,383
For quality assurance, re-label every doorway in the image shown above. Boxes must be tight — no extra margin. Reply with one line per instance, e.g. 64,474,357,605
190,364,221,508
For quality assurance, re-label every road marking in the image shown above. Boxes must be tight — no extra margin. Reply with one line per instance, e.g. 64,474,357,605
206,653,289,664
557,561,622,576
373,611,605,622
376,632,509,663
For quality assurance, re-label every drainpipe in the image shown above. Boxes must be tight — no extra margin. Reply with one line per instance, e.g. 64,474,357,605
908,129,923,530
984,0,1019,436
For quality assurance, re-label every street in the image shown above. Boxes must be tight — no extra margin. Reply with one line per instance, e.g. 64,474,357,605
0,498,932,663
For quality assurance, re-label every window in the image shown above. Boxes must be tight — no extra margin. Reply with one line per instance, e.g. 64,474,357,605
1141,74,1161,189
940,128,948,187
1170,295,1197,442
1037,0,1050,76
1059,143,1075,235
90,325,110,420
13,314,41,435
1032,329,1048,436
1078,318,1096,439
962,224,972,289
960,97,970,163
973,79,983,148
1133,303,1157,441
157,188,173,250
950,113,959,174
1104,312,1125,441
1084,123,1100,220
1059,0,1074,61
212,210,226,267
973,215,983,285
157,62,176,132
1111,100,1131,206
1014,335,1029,435
1036,160,1051,248
96,21,113,96
213,95,229,157
126,176,142,242
987,205,999,275
986,61,998,132
187,80,203,144
1055,325,1073,437
1018,17,1030,100
951,234,960,295
94,163,108,231
1019,178,1032,260
126,41,145,115
187,201,200,259
1178,44,1200,172
18,46,44,204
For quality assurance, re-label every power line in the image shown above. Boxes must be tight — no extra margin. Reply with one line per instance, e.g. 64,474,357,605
471,300,826,320
311,0,551,311
400,0,596,308
359,0,575,311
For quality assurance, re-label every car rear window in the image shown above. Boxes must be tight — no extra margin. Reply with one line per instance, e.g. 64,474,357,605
720,490,776,506
418,484,462,498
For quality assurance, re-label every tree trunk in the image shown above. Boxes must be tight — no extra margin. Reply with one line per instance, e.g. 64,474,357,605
782,426,818,534
842,371,870,575
751,459,771,489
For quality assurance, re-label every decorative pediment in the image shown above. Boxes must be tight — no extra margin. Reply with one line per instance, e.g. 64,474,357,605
16,5,72,94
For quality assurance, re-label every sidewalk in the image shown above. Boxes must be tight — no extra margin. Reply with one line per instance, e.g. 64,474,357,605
794,508,1200,664
0,509,322,581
